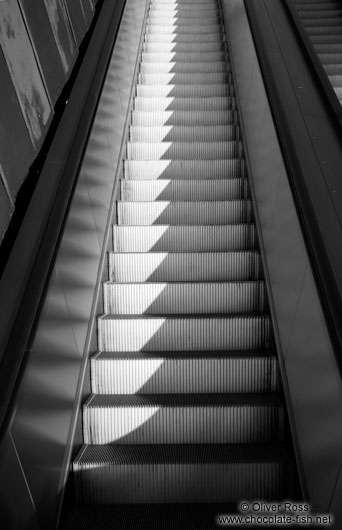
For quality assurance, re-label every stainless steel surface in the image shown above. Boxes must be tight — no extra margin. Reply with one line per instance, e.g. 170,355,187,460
222,0,342,514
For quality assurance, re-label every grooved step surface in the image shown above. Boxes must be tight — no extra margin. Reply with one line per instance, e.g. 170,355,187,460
112,225,256,252
91,351,277,395
83,393,284,444
129,125,236,142
143,42,225,52
73,444,293,504
120,179,246,200
134,96,233,111
72,0,296,509
131,110,235,126
108,252,260,282
136,84,232,98
117,200,251,225
103,281,265,314
98,315,270,352
124,159,244,178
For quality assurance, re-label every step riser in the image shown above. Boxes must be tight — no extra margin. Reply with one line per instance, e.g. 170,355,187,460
149,6,221,13
98,317,270,352
144,33,222,43
128,125,236,142
74,462,289,504
138,72,229,84
139,62,227,74
91,356,277,395
126,141,240,159
136,84,234,99
131,110,235,126
141,51,227,62
143,42,224,52
112,225,256,252
83,405,284,444
116,201,251,226
123,159,245,179
103,283,265,315
147,17,221,26
120,179,246,201
136,86,233,98
146,24,222,34
109,252,260,282
134,98,233,112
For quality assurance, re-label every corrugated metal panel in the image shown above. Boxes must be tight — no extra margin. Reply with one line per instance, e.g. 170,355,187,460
18,0,66,105
0,0,52,147
64,0,87,46
43,0,77,75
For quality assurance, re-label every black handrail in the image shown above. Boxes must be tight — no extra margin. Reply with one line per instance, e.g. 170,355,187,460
0,0,127,439
244,0,342,371
283,0,342,132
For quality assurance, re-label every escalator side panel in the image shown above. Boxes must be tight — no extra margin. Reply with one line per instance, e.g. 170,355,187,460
0,1,147,529
221,0,342,516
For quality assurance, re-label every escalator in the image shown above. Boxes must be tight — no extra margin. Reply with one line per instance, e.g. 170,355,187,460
3,0,342,528
64,0,298,526
293,0,342,102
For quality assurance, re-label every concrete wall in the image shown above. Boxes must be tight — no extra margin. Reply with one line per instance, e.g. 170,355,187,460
0,0,98,242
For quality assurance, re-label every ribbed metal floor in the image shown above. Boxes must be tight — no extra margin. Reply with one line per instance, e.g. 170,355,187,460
293,0,342,101
70,0,297,522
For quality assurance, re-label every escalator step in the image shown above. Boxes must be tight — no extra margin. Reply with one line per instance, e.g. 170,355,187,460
120,179,246,200
128,125,236,142
131,110,236,126
112,225,256,252
116,200,251,225
123,158,244,178
83,393,284,444
139,62,227,74
143,41,225,52
73,443,293,504
141,51,227,62
97,314,270,352
108,251,260,282
90,351,277,395
138,72,229,84
103,281,265,314
126,140,240,159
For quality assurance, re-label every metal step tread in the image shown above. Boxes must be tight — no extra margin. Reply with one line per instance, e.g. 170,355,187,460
108,251,260,282
74,443,292,465
99,312,270,320
117,201,251,226
112,225,256,252
84,393,282,408
131,111,236,126
128,125,236,142
62,503,239,530
92,349,273,360
124,159,244,178
120,179,246,201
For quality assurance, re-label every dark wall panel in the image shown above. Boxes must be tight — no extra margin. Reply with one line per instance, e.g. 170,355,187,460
19,0,66,105
0,0,97,244
0,178,13,241
64,0,87,47
0,1,52,149
42,0,77,75
0,48,36,199
0,435,40,530
81,0,95,26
